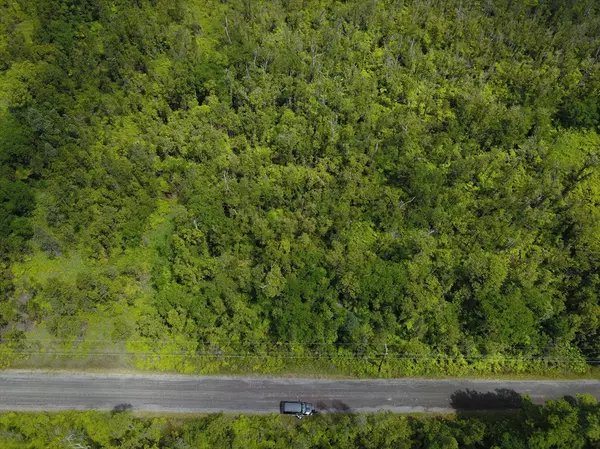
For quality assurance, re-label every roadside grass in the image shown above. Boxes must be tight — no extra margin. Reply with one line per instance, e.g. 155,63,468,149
16,319,131,371
130,411,460,421
6,354,600,380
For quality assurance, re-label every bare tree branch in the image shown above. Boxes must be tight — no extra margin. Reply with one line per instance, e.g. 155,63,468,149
225,16,232,43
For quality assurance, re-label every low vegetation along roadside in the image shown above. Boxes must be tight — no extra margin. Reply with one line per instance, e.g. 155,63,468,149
2,394,600,449
1,0,600,378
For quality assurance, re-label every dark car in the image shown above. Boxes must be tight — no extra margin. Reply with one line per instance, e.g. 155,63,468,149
280,401,314,419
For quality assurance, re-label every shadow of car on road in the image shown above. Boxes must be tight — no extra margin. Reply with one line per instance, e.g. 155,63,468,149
315,400,354,413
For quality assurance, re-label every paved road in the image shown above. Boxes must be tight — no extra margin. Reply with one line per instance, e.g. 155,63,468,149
1,372,599,413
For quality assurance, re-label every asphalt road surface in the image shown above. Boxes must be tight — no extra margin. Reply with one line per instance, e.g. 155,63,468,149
1,372,599,413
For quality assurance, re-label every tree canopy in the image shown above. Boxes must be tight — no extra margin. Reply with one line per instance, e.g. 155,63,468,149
0,0,599,375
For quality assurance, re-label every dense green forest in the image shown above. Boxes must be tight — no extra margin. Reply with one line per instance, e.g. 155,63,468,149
0,0,599,375
1,394,600,448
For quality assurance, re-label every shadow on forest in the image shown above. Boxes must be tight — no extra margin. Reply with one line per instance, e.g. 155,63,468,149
112,403,134,413
315,400,354,413
451,389,523,411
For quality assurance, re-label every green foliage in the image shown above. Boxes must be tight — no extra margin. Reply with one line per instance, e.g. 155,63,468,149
1,0,600,375
1,397,600,449
0,179,34,252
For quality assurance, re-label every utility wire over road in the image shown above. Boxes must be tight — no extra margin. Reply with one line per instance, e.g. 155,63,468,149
0,372,599,413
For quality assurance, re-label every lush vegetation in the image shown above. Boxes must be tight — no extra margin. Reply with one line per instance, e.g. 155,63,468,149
1,394,599,449
1,0,599,376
